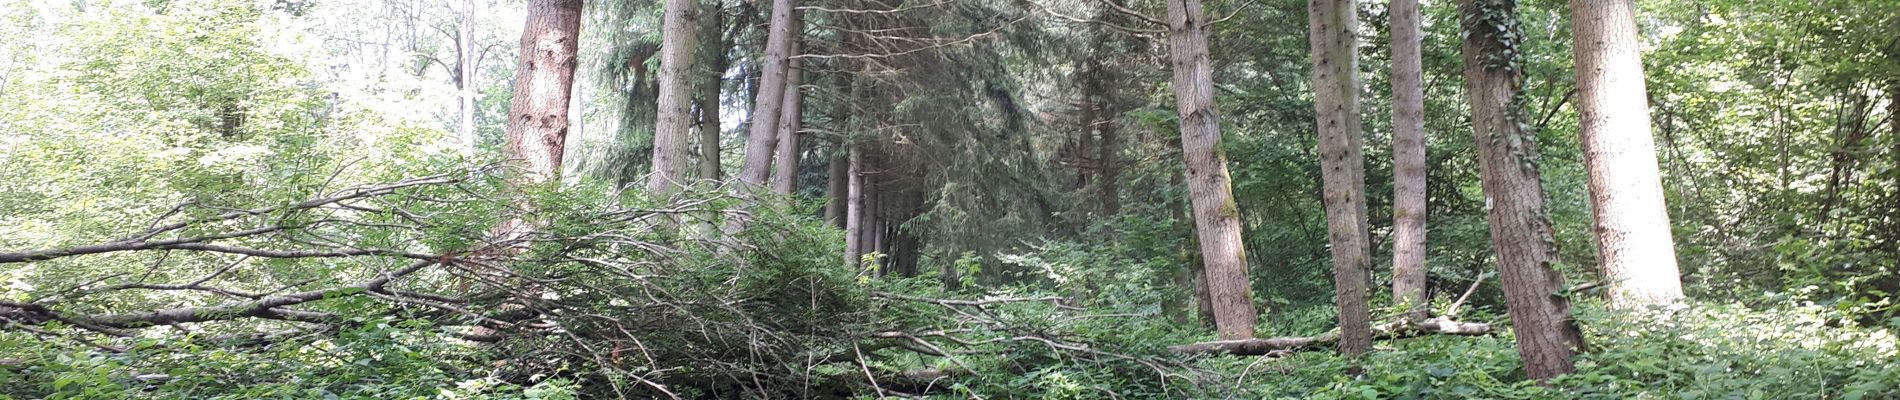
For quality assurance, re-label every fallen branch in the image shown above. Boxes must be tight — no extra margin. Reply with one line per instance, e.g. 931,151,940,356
1167,318,1492,356
0,260,435,331
1442,272,1491,318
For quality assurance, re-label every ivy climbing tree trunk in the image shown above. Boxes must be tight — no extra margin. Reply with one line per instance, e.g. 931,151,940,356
1456,0,1583,381
1307,0,1372,358
503,0,583,185
648,0,699,192
1389,0,1429,321
1167,0,1258,340
1570,0,1684,309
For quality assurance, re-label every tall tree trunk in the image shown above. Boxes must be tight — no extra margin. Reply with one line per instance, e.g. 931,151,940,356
1456,0,1582,380
1076,86,1097,190
1098,118,1120,216
825,139,848,226
457,0,478,157
823,73,852,226
1389,0,1429,321
1307,0,1372,357
771,39,806,195
1167,0,1258,340
1178,169,1216,328
1094,62,1122,216
697,1,729,182
735,0,796,190
862,173,883,273
722,0,796,233
896,228,921,277
1570,0,1684,309
1886,81,1900,265
844,142,864,270
503,0,584,185
648,0,700,192
484,0,582,317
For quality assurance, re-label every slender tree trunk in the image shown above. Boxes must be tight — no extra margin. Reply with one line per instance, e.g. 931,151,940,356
1819,93,1873,223
862,174,883,273
721,0,796,233
1076,85,1097,190
1097,69,1122,216
457,0,479,157
1456,0,1582,380
1389,0,1429,321
825,139,848,226
1307,0,1372,357
1570,0,1684,309
503,0,584,185
1887,81,1900,265
648,0,700,192
735,0,796,190
697,1,729,182
771,39,806,195
897,228,921,277
1098,126,1120,215
872,204,887,271
1164,143,1215,328
1090,1,1127,216
821,73,850,225
1167,0,1258,340
844,142,864,270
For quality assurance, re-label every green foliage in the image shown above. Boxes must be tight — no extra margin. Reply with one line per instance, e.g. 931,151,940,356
1,318,576,399
1182,301,1900,400
1561,301,1900,399
3,0,1899,397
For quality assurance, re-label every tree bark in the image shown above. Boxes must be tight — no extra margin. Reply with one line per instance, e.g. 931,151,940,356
771,38,806,195
825,138,848,226
1389,0,1429,321
503,0,584,185
1167,0,1258,340
844,142,864,270
1098,121,1121,216
1569,0,1684,309
1456,0,1583,381
865,174,884,271
1165,155,1215,329
822,76,850,226
1887,81,1900,265
696,1,729,182
1094,63,1122,216
1307,0,1372,357
648,0,700,192
734,0,796,190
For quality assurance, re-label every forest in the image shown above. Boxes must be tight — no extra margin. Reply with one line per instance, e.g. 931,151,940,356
0,0,1896,398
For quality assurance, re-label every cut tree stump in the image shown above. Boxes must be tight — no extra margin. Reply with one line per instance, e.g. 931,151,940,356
1168,317,1492,356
